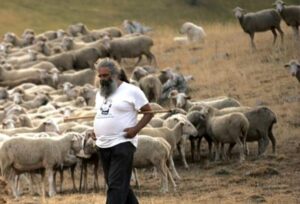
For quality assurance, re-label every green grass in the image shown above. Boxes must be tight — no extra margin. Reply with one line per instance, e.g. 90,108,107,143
0,0,299,35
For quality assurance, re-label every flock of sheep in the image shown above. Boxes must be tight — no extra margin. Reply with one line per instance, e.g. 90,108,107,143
0,0,299,199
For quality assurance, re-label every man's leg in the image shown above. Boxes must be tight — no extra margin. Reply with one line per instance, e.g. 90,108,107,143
98,147,112,185
106,142,138,204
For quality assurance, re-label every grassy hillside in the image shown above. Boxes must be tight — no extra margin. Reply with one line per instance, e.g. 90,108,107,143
0,0,299,35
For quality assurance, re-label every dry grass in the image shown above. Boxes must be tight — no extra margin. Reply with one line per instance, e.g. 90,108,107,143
3,23,300,204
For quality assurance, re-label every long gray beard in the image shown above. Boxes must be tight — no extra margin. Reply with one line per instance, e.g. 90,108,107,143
100,79,118,98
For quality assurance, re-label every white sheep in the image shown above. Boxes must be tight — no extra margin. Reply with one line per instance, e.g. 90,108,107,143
0,132,83,197
179,22,206,43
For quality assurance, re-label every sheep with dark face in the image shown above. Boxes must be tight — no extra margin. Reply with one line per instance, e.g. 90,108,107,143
233,7,284,49
274,0,300,40
284,59,300,82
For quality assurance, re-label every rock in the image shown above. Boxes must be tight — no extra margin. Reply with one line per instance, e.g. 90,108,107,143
248,195,267,203
245,167,280,177
215,168,231,176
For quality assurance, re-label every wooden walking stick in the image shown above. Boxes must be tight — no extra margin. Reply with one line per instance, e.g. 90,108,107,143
63,109,174,122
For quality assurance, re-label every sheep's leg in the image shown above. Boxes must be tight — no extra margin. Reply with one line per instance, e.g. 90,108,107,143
177,140,189,169
48,169,56,197
157,161,168,193
53,171,57,193
221,143,227,160
168,153,181,180
190,137,196,162
70,166,77,192
40,170,46,200
196,136,202,160
292,26,300,40
235,138,245,163
214,142,219,161
271,28,278,45
83,162,88,192
276,26,284,44
133,168,140,189
146,52,157,67
79,160,84,192
166,166,177,192
268,127,277,154
258,134,269,156
59,170,63,193
249,33,256,50
134,56,143,67
93,160,100,192
226,143,235,158
204,134,213,160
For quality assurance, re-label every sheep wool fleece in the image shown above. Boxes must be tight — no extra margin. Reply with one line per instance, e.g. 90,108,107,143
93,82,148,148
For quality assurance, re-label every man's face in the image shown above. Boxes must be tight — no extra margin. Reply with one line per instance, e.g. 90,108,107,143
98,67,118,98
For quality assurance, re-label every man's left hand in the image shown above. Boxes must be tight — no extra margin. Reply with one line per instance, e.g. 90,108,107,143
123,127,138,138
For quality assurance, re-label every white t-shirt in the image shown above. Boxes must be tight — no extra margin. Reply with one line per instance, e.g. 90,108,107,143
93,82,148,148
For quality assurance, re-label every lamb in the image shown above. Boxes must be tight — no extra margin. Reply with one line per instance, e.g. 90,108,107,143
0,132,83,197
102,35,157,66
197,106,249,162
0,119,60,136
274,0,300,40
169,90,241,112
140,119,198,180
284,59,300,82
162,114,198,169
233,7,284,49
139,74,162,103
179,22,206,43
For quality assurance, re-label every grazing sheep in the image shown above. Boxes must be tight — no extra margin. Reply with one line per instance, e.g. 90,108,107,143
233,7,284,49
102,35,157,66
0,132,83,197
197,106,249,162
140,120,198,180
169,90,241,111
274,0,300,40
284,59,300,82
3,32,34,47
180,22,206,43
139,74,162,103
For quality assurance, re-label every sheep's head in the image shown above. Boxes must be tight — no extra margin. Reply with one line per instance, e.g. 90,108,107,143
68,132,86,154
22,29,35,38
3,33,16,44
187,111,207,136
43,119,60,133
273,0,285,12
83,129,97,156
56,29,67,39
2,118,15,129
62,82,74,93
180,22,192,34
233,7,245,18
169,91,191,109
61,36,74,51
28,49,38,61
23,34,35,46
285,60,300,77
131,66,149,81
75,96,87,107
11,92,23,104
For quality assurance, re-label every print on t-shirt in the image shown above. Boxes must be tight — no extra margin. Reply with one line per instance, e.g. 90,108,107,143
100,99,112,116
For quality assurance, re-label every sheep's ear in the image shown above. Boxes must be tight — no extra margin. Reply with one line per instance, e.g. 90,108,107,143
284,64,290,68
174,118,179,123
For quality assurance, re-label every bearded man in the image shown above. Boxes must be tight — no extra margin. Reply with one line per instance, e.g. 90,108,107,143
93,58,153,204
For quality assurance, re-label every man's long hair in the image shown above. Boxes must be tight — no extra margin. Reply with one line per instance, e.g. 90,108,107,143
95,58,129,83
